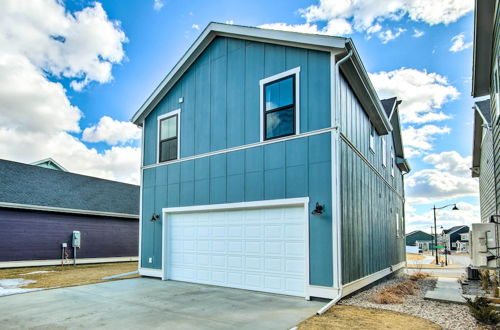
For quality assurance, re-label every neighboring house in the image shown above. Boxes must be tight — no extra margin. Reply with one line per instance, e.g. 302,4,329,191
132,23,410,300
30,157,68,171
0,159,140,267
406,230,434,246
441,225,470,251
471,0,499,222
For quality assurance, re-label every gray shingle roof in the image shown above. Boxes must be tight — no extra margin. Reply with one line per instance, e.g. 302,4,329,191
0,159,139,216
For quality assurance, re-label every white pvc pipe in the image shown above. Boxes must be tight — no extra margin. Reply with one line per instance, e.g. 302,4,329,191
317,47,353,315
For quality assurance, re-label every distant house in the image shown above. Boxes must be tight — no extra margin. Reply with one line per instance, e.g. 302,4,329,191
0,159,140,267
406,230,434,253
132,23,409,299
30,157,68,171
441,225,470,251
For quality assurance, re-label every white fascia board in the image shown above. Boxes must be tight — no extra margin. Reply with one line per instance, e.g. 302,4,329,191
131,22,347,125
0,202,139,219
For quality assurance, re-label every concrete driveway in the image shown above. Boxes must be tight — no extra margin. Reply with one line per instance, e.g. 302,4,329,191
0,277,324,330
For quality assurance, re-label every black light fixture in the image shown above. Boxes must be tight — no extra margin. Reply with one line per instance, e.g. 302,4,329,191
312,202,325,216
150,213,160,222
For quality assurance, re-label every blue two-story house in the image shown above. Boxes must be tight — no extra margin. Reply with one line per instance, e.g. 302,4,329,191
132,23,410,300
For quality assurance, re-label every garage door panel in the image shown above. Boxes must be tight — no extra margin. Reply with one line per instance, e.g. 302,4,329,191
166,205,306,296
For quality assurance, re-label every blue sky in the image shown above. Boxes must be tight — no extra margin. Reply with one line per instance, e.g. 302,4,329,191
0,0,479,232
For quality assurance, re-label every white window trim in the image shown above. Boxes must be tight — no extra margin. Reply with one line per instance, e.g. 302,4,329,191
369,124,375,153
259,67,301,142
157,109,181,164
382,136,387,167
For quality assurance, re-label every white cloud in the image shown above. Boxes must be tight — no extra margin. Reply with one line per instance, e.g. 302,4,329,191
449,32,472,52
153,0,164,11
82,116,141,145
406,151,478,204
413,29,424,38
259,23,326,35
378,28,406,44
261,0,472,42
405,201,480,233
0,1,138,184
402,125,450,157
369,68,459,124
192,24,200,30
225,20,234,25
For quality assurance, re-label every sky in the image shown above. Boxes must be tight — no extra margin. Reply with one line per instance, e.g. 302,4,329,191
0,0,480,233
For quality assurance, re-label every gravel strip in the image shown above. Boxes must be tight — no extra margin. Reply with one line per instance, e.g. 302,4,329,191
339,275,483,330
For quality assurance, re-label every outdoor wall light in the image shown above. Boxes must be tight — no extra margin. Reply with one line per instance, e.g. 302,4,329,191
312,202,325,216
150,213,160,222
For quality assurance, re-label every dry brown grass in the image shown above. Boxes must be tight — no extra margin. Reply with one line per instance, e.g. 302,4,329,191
371,280,420,304
406,253,426,261
0,262,138,289
298,305,440,330
409,272,431,281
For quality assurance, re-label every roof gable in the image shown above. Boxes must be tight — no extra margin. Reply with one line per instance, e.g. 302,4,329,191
30,158,67,172
472,99,491,177
131,22,392,134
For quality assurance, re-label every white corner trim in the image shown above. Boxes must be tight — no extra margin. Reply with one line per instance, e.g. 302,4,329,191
0,202,139,219
307,286,341,300
259,67,301,142
157,109,181,164
341,261,406,297
139,268,163,278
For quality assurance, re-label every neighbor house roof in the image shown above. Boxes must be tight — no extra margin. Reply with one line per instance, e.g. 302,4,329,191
472,0,497,97
472,99,492,177
443,225,469,235
0,159,139,218
131,22,393,135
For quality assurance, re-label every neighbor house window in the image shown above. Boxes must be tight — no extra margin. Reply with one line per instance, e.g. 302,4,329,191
391,146,395,177
158,111,179,163
261,68,300,141
369,124,375,152
382,136,387,167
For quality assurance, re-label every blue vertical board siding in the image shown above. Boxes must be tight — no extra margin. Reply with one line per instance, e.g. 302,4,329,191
140,36,335,285
142,37,331,167
140,134,333,286
226,39,246,148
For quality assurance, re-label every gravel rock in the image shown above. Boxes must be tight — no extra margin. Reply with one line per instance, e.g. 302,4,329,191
339,275,484,330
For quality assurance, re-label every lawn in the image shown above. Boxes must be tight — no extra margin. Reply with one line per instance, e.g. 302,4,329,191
0,262,138,290
298,305,440,329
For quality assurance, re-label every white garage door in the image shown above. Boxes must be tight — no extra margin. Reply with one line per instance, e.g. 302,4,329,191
165,206,306,296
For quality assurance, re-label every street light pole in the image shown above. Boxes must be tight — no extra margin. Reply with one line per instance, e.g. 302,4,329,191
433,206,438,265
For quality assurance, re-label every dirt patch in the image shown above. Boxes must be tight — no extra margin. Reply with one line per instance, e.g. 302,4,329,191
406,253,426,261
407,264,463,269
0,262,138,289
298,305,440,330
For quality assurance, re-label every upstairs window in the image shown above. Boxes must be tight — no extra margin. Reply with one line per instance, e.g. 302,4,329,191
158,110,179,163
391,146,395,177
369,125,375,152
382,136,387,167
261,68,300,141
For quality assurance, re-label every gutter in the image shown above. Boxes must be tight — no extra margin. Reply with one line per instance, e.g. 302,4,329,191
317,48,353,315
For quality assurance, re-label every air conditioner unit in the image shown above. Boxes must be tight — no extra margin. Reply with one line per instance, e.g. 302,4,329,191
471,223,500,268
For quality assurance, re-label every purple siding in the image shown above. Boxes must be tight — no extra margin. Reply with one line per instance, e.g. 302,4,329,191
0,208,138,262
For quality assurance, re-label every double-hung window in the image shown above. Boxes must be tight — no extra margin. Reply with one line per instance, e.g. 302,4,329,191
261,68,299,140
158,111,179,163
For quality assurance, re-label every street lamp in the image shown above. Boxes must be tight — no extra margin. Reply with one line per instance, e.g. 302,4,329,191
432,204,459,265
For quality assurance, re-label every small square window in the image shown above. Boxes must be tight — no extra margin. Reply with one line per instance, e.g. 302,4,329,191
159,114,178,163
263,74,296,140
391,146,395,177
382,136,387,167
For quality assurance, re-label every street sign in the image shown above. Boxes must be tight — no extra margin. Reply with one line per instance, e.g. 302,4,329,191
434,245,445,249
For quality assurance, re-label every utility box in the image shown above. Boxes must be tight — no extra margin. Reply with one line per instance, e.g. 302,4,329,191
72,230,81,248
471,223,500,268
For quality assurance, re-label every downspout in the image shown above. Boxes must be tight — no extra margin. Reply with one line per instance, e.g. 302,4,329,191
317,47,353,315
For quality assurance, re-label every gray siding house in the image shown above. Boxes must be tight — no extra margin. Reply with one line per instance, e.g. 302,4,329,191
0,159,139,267
133,23,409,300
471,0,500,223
